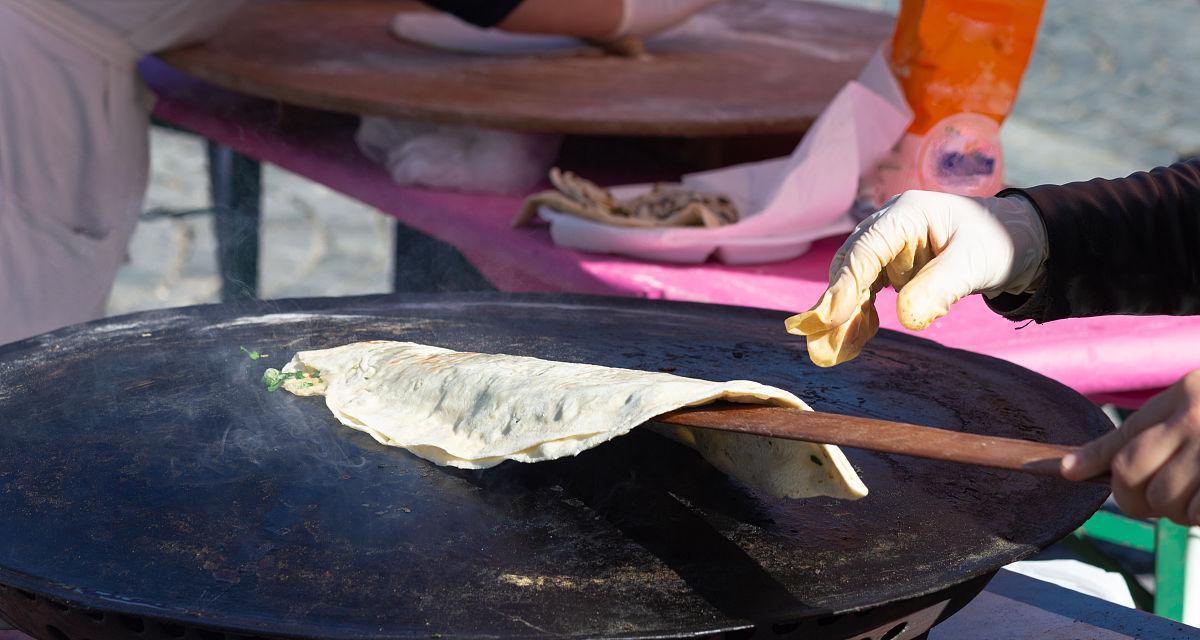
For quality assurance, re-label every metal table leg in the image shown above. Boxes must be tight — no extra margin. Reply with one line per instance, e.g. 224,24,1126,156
1154,521,1191,621
207,142,262,302
1075,510,1192,620
392,223,493,293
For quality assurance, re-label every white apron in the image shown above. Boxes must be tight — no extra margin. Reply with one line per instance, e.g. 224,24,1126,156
0,0,242,345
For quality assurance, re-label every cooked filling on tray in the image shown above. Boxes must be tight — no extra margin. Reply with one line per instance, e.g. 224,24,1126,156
514,168,739,229
273,341,865,500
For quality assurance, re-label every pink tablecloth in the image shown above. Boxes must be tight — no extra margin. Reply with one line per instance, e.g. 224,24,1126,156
143,60,1200,406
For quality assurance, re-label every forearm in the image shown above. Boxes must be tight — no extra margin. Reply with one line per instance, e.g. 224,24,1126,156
419,0,621,37
421,0,713,40
988,159,1200,321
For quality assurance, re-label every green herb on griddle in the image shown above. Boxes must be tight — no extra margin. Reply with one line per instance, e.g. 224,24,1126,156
240,346,268,360
262,368,284,391
261,367,321,392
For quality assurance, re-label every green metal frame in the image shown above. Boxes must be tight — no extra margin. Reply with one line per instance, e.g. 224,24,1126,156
1154,520,1191,620
1075,512,1190,620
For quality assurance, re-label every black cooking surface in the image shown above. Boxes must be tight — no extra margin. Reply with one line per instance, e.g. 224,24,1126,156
0,294,1109,638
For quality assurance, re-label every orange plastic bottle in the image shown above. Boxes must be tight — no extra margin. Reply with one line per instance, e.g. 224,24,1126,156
890,0,1045,135
857,0,1043,208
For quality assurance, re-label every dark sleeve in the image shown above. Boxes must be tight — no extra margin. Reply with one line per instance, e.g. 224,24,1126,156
986,158,1200,322
419,0,525,27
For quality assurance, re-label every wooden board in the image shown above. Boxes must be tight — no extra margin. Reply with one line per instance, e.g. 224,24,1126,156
158,0,894,136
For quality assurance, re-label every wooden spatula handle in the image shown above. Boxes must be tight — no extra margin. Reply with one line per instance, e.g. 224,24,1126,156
655,403,1109,484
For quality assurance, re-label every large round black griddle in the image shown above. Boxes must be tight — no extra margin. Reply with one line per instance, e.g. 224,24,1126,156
0,293,1109,640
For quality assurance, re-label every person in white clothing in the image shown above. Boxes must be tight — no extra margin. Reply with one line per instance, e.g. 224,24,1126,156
0,0,716,346
0,0,244,346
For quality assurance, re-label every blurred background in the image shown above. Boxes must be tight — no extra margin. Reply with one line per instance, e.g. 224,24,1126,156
109,0,1200,316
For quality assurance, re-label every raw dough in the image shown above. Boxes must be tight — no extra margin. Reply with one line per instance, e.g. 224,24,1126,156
281,341,866,500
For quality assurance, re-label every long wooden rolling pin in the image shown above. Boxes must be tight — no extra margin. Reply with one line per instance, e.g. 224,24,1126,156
655,403,1109,484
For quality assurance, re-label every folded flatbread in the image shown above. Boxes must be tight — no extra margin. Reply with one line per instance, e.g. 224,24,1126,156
785,290,881,368
281,341,866,500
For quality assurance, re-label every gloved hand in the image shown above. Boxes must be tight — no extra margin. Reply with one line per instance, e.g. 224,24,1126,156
1063,370,1200,525
607,0,726,38
786,190,1048,367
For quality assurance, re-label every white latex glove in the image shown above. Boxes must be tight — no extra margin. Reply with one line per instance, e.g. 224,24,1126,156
607,0,726,38
786,190,1048,366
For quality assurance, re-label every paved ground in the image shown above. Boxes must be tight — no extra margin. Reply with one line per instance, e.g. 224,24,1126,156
108,0,1200,315
1002,0,1200,185
106,131,394,315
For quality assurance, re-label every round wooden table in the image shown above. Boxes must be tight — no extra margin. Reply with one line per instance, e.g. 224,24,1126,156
158,0,893,136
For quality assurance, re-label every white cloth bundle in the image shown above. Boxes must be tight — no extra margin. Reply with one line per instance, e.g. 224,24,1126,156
356,117,562,195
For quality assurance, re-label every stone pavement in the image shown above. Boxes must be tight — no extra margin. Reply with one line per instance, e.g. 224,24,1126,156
105,130,394,316
1002,0,1200,185
108,0,1200,316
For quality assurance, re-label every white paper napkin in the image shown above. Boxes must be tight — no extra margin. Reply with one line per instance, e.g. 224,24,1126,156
540,49,914,264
